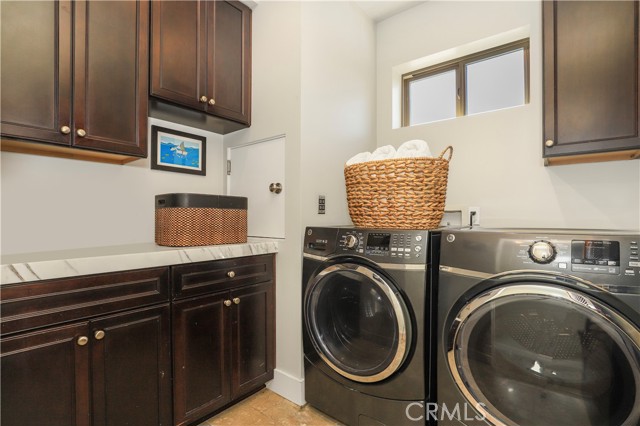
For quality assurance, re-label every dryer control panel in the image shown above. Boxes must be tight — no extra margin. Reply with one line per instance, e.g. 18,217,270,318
441,229,640,286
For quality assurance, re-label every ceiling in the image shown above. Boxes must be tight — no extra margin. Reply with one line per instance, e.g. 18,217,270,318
352,1,427,22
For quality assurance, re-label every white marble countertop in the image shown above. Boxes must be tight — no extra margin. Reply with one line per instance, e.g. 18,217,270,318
1,238,279,285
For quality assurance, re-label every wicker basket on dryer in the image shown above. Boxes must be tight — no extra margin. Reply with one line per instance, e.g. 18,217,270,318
344,146,453,230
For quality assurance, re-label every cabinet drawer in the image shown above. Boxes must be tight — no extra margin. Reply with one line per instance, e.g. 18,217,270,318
172,254,274,299
0,267,170,336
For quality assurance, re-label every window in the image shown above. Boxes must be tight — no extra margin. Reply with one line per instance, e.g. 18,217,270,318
403,39,529,127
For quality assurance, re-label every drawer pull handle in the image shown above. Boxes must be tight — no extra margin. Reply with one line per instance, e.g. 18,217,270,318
94,330,105,340
227,271,236,278
77,336,89,346
233,297,240,305
224,299,232,307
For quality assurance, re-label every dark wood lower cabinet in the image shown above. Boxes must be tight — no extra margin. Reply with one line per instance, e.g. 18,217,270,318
0,304,172,426
91,305,172,426
231,282,275,400
1,323,90,426
173,280,275,426
0,255,275,426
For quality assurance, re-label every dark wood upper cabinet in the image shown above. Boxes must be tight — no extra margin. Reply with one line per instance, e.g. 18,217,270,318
0,0,72,146
0,0,149,162
72,0,149,156
543,1,640,165
151,0,251,127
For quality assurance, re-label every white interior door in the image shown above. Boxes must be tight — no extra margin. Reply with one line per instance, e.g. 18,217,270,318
228,136,285,238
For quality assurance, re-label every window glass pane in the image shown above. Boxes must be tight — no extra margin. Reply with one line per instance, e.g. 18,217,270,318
466,48,525,115
408,69,456,125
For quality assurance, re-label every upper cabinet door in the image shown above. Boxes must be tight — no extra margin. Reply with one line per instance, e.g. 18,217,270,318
0,0,72,146
207,0,252,125
543,1,640,164
73,0,149,156
151,0,207,111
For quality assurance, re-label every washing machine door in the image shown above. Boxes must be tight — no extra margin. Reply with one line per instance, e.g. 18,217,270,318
304,261,412,383
447,273,640,426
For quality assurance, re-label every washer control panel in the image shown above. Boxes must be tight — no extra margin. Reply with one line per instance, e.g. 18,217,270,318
336,229,428,263
303,227,429,264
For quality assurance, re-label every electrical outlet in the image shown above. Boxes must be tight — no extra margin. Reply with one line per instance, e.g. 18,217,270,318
469,206,480,226
318,195,326,214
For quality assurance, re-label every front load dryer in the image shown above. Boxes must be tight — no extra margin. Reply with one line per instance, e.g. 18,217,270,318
436,228,640,426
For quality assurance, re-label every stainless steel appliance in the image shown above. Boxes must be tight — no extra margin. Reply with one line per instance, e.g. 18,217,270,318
437,228,640,426
302,226,439,426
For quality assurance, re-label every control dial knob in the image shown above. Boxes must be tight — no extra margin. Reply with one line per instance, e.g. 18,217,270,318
345,235,359,249
529,241,556,264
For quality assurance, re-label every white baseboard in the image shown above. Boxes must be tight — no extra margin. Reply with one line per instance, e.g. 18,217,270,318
267,368,306,406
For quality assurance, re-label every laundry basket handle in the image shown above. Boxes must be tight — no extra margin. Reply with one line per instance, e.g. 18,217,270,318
438,146,453,161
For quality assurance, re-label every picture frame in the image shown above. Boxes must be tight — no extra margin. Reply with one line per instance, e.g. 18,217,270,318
150,125,207,176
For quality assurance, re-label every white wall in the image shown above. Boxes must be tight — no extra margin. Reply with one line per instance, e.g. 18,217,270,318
1,117,223,254
223,0,376,405
300,2,376,226
377,1,640,230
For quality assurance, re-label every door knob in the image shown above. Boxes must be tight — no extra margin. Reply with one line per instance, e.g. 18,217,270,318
94,330,105,340
76,129,86,137
60,125,71,135
227,271,236,278
208,98,216,106
269,183,283,194
545,139,555,147
224,299,232,307
233,297,240,305
200,95,208,103
77,336,89,346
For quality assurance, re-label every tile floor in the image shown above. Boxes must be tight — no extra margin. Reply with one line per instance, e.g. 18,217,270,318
198,389,342,426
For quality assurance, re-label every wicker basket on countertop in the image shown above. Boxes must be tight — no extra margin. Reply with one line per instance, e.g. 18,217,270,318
155,193,247,247
344,146,453,230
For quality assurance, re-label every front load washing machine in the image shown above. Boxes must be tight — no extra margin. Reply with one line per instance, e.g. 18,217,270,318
302,226,439,426
436,228,640,426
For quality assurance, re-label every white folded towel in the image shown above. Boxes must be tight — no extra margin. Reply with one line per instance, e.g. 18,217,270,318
345,151,372,166
395,139,432,159
370,145,396,162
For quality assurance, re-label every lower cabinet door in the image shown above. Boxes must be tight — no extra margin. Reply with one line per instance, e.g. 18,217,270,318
173,292,231,426
0,322,91,426
231,281,274,399
90,304,172,426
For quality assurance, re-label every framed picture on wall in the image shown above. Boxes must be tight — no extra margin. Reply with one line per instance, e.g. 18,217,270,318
151,125,207,176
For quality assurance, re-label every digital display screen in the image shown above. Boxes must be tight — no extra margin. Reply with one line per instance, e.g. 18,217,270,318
366,233,391,251
571,240,620,265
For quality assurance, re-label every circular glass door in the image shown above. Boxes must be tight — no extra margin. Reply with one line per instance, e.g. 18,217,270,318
304,262,411,383
448,282,640,426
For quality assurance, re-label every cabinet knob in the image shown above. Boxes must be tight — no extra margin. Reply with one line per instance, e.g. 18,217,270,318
60,125,71,135
224,299,232,307
227,271,236,278
199,95,208,103
233,297,240,305
94,330,105,340
208,98,216,106
545,139,555,147
77,336,89,346
76,129,86,137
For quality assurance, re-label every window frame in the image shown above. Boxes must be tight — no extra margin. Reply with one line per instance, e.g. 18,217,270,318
402,39,530,127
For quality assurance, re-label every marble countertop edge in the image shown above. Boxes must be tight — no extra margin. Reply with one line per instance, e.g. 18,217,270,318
1,239,280,286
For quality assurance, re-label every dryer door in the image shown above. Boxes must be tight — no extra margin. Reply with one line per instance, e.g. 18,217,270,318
304,262,412,383
447,278,640,426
